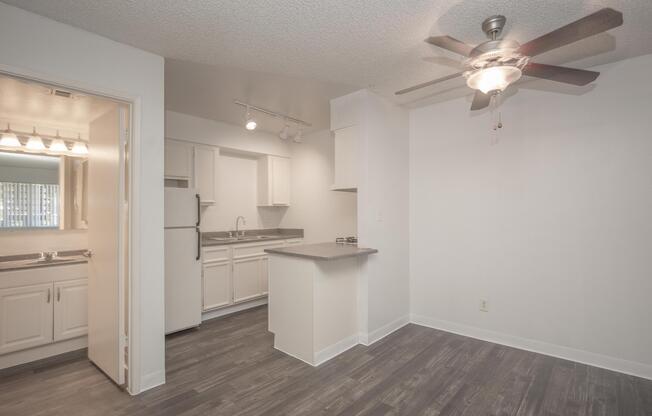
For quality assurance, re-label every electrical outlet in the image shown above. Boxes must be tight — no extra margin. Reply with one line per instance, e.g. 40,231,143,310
479,298,489,312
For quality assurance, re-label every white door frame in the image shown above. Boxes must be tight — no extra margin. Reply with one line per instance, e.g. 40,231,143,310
0,63,146,394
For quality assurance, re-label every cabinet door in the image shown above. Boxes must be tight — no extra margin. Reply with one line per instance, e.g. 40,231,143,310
165,139,193,179
54,279,88,342
233,257,263,303
203,261,232,311
194,145,217,205
333,126,358,191
271,156,290,205
0,283,53,355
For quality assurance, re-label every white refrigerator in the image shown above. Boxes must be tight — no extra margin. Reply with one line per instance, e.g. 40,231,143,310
164,187,202,334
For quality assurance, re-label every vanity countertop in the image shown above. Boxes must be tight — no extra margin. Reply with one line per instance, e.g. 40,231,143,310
0,250,88,272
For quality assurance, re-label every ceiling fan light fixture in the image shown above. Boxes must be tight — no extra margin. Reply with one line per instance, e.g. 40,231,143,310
466,65,522,94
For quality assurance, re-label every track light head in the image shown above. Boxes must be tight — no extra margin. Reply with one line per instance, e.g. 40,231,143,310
244,106,257,130
279,124,289,140
293,129,303,143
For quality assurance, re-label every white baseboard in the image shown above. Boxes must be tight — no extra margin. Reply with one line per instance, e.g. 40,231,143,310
410,313,652,381
314,334,360,366
202,297,268,322
0,336,87,370
359,315,410,346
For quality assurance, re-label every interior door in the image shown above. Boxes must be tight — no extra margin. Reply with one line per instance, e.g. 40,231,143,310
87,105,127,385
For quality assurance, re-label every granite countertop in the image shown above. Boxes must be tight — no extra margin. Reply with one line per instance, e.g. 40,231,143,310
265,242,378,261
202,228,303,247
0,250,88,272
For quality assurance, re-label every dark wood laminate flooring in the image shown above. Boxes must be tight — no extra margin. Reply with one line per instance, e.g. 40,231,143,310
1,306,651,415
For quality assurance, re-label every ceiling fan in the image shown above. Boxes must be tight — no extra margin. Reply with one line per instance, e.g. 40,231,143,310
396,8,623,111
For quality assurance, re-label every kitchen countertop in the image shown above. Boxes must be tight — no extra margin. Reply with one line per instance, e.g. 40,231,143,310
202,228,303,247
265,242,378,261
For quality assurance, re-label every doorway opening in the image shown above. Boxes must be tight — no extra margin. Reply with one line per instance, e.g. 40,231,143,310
0,72,133,390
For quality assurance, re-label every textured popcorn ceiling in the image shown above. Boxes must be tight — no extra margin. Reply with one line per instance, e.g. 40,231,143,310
5,0,651,129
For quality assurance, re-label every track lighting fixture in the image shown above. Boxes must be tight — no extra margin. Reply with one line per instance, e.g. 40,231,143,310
25,127,46,150
0,124,21,148
234,101,311,138
245,106,257,130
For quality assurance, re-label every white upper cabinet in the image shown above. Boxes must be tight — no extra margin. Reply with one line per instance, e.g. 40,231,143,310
164,139,194,179
258,155,291,206
194,145,218,205
331,91,365,192
330,92,364,131
332,125,358,192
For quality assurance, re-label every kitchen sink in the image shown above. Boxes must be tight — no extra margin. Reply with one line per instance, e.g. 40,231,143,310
208,235,275,242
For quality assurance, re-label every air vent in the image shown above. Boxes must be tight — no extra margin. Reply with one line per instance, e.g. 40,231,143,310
52,89,73,98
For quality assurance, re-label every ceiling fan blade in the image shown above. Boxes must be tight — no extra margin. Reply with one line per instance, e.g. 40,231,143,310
395,72,463,95
523,63,599,86
519,8,623,57
425,36,474,57
470,90,491,111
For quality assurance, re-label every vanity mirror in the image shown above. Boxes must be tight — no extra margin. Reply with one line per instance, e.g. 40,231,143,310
0,150,87,230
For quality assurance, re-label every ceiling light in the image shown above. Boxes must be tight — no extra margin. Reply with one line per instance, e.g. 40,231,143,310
0,124,21,148
279,124,289,140
244,106,257,130
49,130,68,152
293,130,303,143
71,135,88,155
466,65,522,94
25,127,46,150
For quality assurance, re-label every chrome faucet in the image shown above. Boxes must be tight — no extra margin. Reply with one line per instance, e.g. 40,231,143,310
235,216,246,238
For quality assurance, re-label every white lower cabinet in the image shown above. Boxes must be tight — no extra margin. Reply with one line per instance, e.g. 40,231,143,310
202,239,302,312
54,279,88,342
233,257,264,303
202,261,232,311
0,283,53,355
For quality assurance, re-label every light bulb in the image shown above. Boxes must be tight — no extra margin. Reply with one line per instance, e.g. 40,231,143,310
466,66,522,94
71,141,88,155
245,118,257,130
0,124,21,148
26,128,45,150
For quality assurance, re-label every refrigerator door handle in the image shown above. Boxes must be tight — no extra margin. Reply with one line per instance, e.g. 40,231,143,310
195,194,201,227
196,228,201,261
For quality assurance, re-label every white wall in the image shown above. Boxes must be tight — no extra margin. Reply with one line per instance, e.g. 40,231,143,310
353,91,410,342
0,3,166,393
0,229,87,256
201,152,285,232
279,129,357,243
166,111,290,157
409,54,652,379
167,111,357,238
